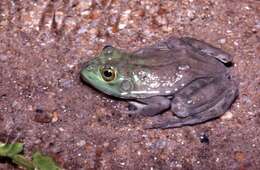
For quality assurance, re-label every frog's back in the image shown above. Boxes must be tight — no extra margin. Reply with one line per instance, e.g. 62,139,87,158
127,43,229,98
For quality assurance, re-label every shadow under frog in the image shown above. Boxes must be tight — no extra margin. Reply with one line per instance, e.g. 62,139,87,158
80,37,238,129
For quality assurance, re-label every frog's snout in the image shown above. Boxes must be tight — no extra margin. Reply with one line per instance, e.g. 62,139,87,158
80,62,91,79
81,61,95,71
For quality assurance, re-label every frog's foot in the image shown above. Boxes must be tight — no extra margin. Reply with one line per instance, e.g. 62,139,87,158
125,101,147,116
180,37,233,63
146,108,224,129
146,80,238,129
172,75,238,117
145,117,188,129
125,96,171,117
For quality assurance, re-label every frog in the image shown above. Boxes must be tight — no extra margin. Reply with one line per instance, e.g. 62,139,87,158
80,37,238,129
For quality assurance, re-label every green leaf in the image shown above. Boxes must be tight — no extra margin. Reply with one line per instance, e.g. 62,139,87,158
0,143,62,170
0,142,23,157
32,152,60,170
12,154,35,170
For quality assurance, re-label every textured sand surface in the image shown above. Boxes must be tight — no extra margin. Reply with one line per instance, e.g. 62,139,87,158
0,0,259,169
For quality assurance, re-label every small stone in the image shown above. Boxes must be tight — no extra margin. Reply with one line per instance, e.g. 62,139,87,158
199,133,209,144
152,139,167,149
243,6,250,10
34,139,42,144
241,94,252,104
78,27,87,34
103,142,109,148
34,109,52,123
234,41,239,46
59,79,74,88
11,100,22,110
77,140,86,147
155,16,167,25
51,111,59,122
221,111,233,120
255,20,260,29
187,10,195,19
77,0,92,13
118,22,127,30
118,10,131,30
162,25,173,32
51,145,63,154
27,105,33,111
89,28,99,37
132,9,145,17
54,11,65,30
0,54,9,61
226,30,232,33
88,10,101,20
64,17,78,33
234,151,245,162
218,38,226,44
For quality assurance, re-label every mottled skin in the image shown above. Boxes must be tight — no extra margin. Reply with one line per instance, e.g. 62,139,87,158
80,37,238,129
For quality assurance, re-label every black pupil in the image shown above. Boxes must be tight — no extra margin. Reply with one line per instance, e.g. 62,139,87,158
104,69,112,77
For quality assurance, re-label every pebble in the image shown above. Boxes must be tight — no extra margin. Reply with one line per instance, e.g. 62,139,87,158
218,38,226,44
152,139,167,149
51,111,59,122
0,54,9,62
34,108,52,123
221,111,233,120
77,140,86,147
118,10,131,30
199,133,209,144
255,20,260,29
234,151,245,162
11,100,22,110
77,0,92,12
59,79,74,88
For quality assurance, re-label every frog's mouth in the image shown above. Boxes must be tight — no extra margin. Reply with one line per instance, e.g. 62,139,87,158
80,68,101,90
79,61,98,85
80,68,123,98
80,71,90,85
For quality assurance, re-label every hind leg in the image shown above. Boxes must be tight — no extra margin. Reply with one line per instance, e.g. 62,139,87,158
180,37,233,63
147,77,238,129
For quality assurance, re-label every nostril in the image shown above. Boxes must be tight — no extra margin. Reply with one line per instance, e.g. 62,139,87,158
80,62,95,71
86,64,94,71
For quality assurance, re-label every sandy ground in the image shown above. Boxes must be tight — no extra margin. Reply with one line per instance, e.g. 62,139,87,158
0,0,259,169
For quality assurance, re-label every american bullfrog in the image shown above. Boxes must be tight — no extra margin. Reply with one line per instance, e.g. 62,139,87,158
80,37,238,129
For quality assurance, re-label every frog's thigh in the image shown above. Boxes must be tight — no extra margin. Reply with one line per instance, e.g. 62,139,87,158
171,77,217,118
128,96,171,117
149,79,238,129
148,82,238,129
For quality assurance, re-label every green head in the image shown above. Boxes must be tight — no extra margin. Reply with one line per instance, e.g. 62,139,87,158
80,46,136,99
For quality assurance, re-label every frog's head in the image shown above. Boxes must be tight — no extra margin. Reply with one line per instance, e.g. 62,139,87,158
80,46,135,99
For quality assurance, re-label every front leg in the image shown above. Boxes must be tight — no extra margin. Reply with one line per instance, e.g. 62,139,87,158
127,96,171,117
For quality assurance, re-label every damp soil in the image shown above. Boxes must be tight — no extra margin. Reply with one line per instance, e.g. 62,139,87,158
0,0,259,169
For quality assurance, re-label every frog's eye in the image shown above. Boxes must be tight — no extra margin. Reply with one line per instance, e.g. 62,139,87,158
100,65,116,82
103,45,114,56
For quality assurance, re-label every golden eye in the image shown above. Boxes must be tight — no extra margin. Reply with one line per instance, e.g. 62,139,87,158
100,66,116,82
